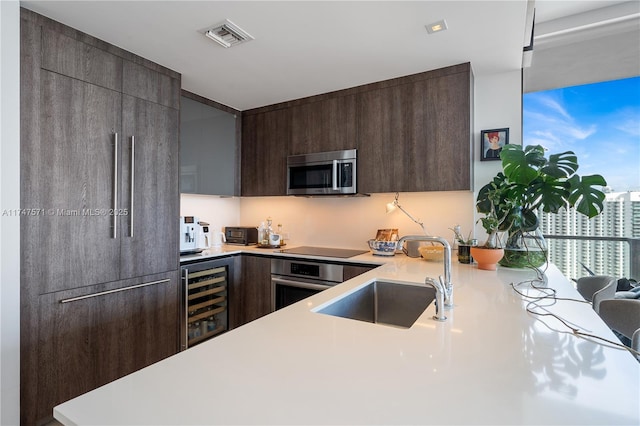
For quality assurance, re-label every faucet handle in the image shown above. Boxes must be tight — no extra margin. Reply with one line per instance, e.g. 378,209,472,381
439,275,454,309
425,277,447,321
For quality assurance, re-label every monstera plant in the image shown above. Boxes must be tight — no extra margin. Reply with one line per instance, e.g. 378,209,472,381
476,144,607,268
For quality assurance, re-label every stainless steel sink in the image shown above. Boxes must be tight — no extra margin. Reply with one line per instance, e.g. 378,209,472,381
315,280,436,328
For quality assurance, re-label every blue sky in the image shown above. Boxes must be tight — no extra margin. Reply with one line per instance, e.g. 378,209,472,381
523,76,640,192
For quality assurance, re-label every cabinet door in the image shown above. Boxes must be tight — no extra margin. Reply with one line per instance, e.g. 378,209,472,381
343,264,376,281
41,27,122,91
420,72,472,191
229,255,272,329
122,60,180,109
180,95,237,195
241,109,290,196
357,82,424,194
289,95,357,155
357,71,472,193
22,70,122,294
120,94,180,279
27,272,179,425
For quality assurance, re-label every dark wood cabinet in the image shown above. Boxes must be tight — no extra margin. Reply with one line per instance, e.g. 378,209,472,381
357,69,472,193
24,69,123,294
41,26,122,91
20,9,181,425
32,272,179,425
289,95,357,155
240,63,472,196
343,264,377,281
241,108,290,196
122,60,180,109
120,94,179,279
229,255,273,329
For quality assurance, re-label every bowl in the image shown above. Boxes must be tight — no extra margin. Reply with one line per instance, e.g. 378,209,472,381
418,245,444,261
367,239,398,256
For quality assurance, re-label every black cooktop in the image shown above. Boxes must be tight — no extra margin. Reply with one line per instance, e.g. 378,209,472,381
277,246,368,259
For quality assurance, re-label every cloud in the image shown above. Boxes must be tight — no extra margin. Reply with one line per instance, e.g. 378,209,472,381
525,94,598,143
614,119,640,137
532,130,560,142
565,124,597,140
536,96,572,121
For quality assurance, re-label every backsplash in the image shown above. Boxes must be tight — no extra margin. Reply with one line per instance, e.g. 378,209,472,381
180,194,241,233
182,192,475,250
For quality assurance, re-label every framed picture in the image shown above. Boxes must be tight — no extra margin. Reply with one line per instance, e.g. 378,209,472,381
480,128,509,161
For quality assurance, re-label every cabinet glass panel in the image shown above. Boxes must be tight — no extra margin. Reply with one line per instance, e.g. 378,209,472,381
180,96,236,195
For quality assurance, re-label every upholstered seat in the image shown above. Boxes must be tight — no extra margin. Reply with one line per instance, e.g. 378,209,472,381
598,299,640,359
576,275,617,313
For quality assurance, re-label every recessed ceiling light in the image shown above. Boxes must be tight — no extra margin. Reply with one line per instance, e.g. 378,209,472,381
204,19,254,48
426,19,448,34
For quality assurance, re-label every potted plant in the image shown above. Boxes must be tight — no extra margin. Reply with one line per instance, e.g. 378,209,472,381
476,144,607,268
470,189,509,270
450,225,475,264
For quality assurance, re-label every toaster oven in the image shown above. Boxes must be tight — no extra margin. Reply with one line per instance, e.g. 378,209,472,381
225,226,258,245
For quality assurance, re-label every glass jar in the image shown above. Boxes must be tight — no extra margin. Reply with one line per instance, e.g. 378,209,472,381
500,228,548,268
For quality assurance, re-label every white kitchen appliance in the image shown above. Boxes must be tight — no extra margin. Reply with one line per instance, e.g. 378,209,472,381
180,216,201,254
197,221,211,250
210,229,226,248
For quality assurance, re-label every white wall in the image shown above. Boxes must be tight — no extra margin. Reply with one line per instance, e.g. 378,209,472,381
240,192,474,249
180,194,241,233
1,1,21,424
473,69,523,243
182,69,524,250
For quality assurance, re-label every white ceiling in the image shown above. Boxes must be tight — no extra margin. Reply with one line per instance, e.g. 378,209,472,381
20,1,633,110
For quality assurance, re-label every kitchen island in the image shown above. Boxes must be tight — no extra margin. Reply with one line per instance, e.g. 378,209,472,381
55,248,639,425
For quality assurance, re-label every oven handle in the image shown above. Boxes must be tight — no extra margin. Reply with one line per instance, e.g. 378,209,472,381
271,276,333,292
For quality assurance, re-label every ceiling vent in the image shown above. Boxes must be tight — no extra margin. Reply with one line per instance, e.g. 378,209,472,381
204,19,254,48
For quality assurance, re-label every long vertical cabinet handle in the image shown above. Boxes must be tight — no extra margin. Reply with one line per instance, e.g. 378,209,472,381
130,135,135,237
113,133,119,239
182,268,189,351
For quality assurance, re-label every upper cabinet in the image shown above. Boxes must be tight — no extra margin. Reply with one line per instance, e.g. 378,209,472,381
240,63,473,196
241,107,290,196
357,67,473,193
180,92,239,196
289,95,357,155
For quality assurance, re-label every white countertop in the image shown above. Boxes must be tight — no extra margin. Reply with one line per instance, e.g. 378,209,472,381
55,248,640,425
179,243,384,265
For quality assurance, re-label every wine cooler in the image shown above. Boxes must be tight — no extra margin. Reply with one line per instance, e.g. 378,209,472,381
180,257,233,349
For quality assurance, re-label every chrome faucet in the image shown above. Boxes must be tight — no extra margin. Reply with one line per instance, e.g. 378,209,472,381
397,235,453,309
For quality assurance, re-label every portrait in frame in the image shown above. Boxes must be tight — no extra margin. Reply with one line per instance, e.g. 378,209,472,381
480,128,509,161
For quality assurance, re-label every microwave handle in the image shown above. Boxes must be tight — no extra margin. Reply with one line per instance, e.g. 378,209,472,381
332,160,339,190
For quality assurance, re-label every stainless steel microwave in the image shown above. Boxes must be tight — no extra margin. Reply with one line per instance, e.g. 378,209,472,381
286,149,357,195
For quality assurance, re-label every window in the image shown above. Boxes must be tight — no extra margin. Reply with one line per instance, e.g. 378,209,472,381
523,77,640,279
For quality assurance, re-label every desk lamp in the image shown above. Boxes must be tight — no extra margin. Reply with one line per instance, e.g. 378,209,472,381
386,192,429,235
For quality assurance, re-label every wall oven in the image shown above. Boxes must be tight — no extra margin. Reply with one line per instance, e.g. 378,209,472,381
271,258,344,310
286,149,357,196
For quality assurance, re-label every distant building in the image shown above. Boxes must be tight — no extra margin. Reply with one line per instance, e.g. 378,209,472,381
539,191,640,279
